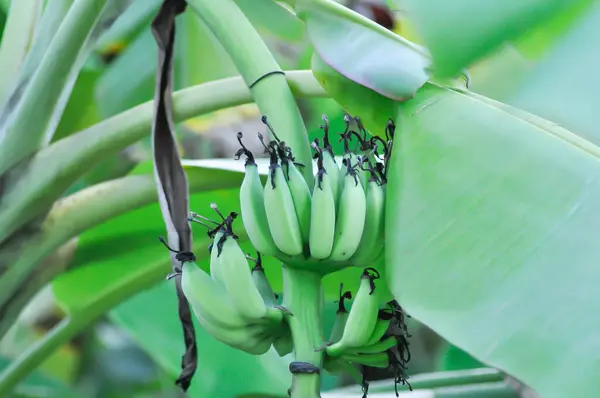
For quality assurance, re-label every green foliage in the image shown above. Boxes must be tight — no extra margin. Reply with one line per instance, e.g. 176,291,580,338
406,0,592,78
3,0,600,397
386,84,600,398
298,0,430,101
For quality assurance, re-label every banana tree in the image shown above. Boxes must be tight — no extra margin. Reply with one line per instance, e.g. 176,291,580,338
1,0,599,397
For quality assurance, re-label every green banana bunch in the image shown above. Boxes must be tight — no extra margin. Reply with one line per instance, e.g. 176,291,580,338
164,205,290,355
321,292,413,396
317,274,413,397
232,114,393,268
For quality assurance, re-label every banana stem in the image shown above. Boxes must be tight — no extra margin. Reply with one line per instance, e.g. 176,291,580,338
186,0,314,187
282,266,323,398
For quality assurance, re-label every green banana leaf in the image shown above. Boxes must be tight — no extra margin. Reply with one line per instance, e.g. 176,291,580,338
296,0,430,101
464,46,532,103
311,52,397,137
510,0,594,59
385,82,600,398
405,0,591,78
509,2,600,147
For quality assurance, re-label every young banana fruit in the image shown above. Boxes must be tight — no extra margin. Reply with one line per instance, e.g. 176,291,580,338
309,140,336,259
262,116,312,245
324,268,381,358
235,133,280,257
248,252,279,307
232,114,392,266
330,159,367,261
173,206,293,355
319,115,341,203
350,161,386,266
260,134,304,256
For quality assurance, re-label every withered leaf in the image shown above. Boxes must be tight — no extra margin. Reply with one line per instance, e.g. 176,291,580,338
150,0,196,392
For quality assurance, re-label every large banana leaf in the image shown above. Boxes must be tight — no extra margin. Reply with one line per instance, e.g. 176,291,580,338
406,0,592,77
300,3,600,396
509,2,600,146
386,83,600,398
296,0,430,101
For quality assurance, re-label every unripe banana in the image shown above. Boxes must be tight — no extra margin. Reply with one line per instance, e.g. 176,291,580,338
329,285,352,343
192,305,272,355
330,162,367,261
315,285,352,354
350,176,385,266
340,352,389,369
325,268,381,357
179,260,247,329
209,230,226,285
235,133,280,257
192,207,286,325
309,140,336,259
215,230,269,321
249,253,278,307
261,135,304,256
319,115,341,202
363,311,392,347
285,160,312,245
262,116,312,245
348,336,398,356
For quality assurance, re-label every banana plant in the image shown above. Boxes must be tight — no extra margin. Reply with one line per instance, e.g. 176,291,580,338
1,0,600,397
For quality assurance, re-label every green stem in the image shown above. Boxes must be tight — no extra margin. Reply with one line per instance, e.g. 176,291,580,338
0,238,211,396
282,267,323,398
0,0,43,103
331,367,506,395
0,0,109,176
187,0,314,187
0,71,324,247
1,0,75,111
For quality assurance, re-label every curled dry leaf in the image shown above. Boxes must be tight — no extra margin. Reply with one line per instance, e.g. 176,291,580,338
150,0,196,392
